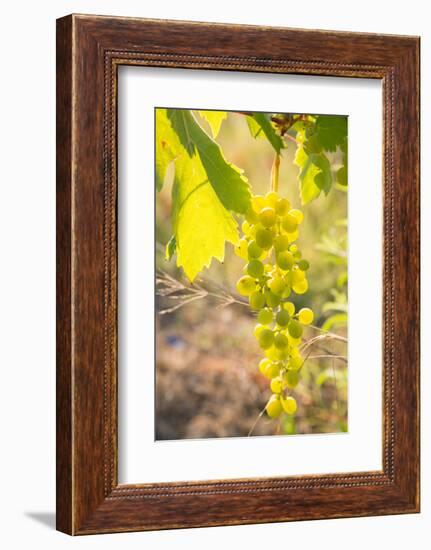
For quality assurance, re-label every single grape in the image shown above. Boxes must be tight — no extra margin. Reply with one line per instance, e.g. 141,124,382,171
290,209,304,224
253,323,265,339
293,279,309,294
281,396,297,414
236,276,256,296
249,290,266,310
268,276,286,296
286,230,299,243
259,207,277,228
291,267,305,285
281,213,298,233
298,259,310,271
273,234,290,252
258,307,273,325
287,334,302,347
270,376,283,394
276,251,294,270
265,191,279,207
275,197,290,216
289,355,303,371
247,259,264,279
264,289,281,308
283,302,295,316
282,285,292,298
265,361,281,378
258,358,272,376
276,309,290,327
266,395,282,418
255,228,273,250
274,332,289,350
298,307,314,325
258,328,274,349
284,370,299,389
247,240,263,259
251,195,266,214
288,319,303,339
234,238,248,259
289,244,298,254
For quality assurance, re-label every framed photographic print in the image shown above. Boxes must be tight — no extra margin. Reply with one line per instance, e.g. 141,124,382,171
56,14,420,535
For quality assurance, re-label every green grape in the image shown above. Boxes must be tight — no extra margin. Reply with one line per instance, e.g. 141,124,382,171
265,361,280,378
248,240,263,259
268,276,286,296
284,370,299,389
287,334,302,347
242,220,256,238
282,285,291,298
253,323,265,339
284,302,295,316
298,259,310,271
275,197,290,216
276,251,294,270
258,328,274,349
234,238,248,259
274,332,289,350
281,213,298,233
236,276,256,296
258,307,273,325
289,244,298,254
266,395,282,418
264,289,281,308
281,396,297,414
273,234,290,252
291,267,305,285
259,207,277,228
276,309,290,327
289,355,303,371
290,209,304,224
293,250,302,260
259,358,272,376
288,319,303,338
298,307,314,325
247,259,264,278
293,279,308,294
265,191,279,207
251,195,266,214
270,376,283,394
249,290,266,310
255,228,273,250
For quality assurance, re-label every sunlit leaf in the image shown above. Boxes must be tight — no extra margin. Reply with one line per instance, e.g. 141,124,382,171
172,151,239,282
199,110,227,137
155,109,182,191
168,109,251,214
322,313,348,332
294,146,332,204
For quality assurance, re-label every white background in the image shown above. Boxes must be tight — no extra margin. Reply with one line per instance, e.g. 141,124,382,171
118,68,382,483
0,1,428,549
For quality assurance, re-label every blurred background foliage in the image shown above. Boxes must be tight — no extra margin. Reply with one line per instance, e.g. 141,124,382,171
155,109,347,440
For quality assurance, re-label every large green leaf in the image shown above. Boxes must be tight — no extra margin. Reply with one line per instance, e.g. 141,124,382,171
314,115,347,152
168,109,251,214
199,110,227,137
247,113,284,153
172,151,239,281
155,109,182,191
294,146,332,204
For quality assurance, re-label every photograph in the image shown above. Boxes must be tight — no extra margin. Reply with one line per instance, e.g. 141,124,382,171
155,107,348,440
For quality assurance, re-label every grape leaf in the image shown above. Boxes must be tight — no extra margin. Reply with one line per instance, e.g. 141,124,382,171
314,115,347,152
199,110,227,137
172,151,239,281
246,115,264,139
168,109,251,214
294,146,332,204
247,113,284,153
155,109,182,191
167,109,196,156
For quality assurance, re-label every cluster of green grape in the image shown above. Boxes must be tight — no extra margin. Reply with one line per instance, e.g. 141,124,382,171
235,191,314,419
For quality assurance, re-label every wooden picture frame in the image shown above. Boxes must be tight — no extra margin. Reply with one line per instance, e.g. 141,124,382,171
56,14,420,535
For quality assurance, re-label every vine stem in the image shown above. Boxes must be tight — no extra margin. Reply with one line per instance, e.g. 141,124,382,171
271,153,280,193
